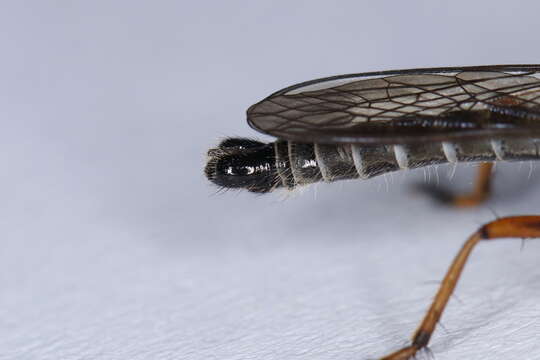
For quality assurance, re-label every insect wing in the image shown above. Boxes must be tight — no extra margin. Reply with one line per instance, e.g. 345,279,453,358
247,65,540,144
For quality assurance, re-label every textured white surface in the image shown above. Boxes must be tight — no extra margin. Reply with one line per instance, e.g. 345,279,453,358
2,2,540,360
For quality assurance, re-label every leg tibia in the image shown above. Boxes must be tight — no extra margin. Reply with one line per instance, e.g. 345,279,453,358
380,216,540,360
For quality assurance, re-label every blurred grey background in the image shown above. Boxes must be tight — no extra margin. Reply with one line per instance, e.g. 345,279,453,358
2,2,540,359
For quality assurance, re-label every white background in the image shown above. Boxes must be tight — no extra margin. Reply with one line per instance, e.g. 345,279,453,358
2,2,540,360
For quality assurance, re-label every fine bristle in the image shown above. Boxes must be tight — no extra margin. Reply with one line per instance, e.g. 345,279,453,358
204,153,220,181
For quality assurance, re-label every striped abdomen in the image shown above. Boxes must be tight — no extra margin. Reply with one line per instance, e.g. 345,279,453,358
275,138,540,189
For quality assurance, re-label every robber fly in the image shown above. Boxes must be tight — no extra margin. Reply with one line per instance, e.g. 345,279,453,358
204,65,540,360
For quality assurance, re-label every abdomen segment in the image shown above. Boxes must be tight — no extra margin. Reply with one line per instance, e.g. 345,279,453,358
279,138,540,189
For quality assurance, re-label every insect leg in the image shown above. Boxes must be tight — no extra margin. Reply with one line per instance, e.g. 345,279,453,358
380,216,540,360
417,162,493,207
451,162,493,207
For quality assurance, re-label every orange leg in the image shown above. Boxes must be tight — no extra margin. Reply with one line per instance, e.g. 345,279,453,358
417,162,494,207
380,216,540,360
452,162,493,207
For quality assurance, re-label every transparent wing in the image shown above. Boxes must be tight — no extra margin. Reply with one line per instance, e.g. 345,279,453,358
247,65,540,144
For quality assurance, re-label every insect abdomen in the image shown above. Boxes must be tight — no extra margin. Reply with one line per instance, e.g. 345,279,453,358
279,138,540,189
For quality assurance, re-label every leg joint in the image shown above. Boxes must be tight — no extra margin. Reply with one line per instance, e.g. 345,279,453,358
479,224,490,239
413,330,431,349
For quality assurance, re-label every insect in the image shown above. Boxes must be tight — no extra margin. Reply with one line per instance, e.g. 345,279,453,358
204,65,540,359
